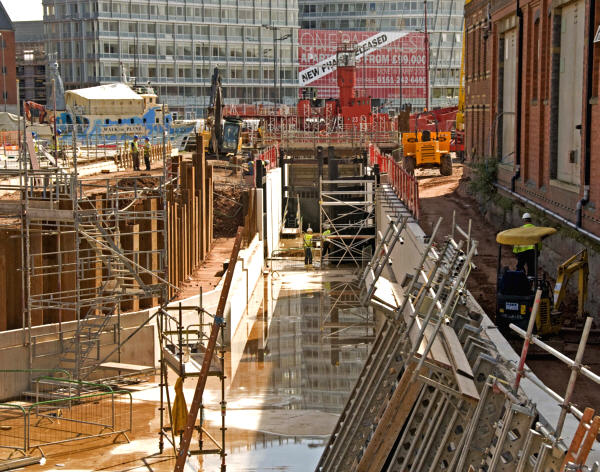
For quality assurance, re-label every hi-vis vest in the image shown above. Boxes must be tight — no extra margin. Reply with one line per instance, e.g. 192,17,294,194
303,233,313,248
322,229,331,241
513,223,540,253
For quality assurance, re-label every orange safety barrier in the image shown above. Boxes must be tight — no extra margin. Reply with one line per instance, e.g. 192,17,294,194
0,131,19,146
369,143,420,220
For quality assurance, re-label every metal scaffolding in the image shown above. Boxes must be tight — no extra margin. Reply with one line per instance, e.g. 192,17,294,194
157,294,227,465
316,184,600,471
319,177,375,267
0,127,169,381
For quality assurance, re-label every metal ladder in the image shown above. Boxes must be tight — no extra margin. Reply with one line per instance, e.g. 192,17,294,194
173,228,243,472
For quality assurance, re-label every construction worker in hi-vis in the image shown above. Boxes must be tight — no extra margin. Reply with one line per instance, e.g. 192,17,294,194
322,224,332,263
143,137,151,171
513,213,540,276
303,226,314,266
131,135,140,171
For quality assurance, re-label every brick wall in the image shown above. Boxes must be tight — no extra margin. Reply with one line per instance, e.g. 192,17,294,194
465,0,600,237
465,0,494,160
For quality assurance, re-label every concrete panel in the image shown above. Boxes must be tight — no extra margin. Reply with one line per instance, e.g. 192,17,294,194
374,189,593,463
265,167,282,257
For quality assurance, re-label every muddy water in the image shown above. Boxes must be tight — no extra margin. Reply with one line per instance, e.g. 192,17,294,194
196,268,375,470
25,266,374,471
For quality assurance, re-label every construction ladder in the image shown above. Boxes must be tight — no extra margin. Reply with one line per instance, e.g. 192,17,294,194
174,227,243,472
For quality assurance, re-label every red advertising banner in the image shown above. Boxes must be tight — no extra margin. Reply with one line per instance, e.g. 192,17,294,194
298,29,427,102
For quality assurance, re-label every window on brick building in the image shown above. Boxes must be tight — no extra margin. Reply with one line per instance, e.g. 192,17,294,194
501,28,517,163
555,0,584,184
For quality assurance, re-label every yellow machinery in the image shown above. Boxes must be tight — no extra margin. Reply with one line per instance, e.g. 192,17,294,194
401,130,453,175
496,226,589,336
204,67,242,158
553,249,588,320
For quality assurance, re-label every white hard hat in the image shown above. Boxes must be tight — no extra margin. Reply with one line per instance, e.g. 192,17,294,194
522,213,532,220
307,226,313,233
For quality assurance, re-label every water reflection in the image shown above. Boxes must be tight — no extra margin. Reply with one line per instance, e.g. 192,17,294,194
20,267,376,471
196,431,327,471
231,269,375,414
200,267,376,470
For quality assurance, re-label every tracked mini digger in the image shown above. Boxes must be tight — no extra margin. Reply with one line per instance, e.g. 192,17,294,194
495,226,589,336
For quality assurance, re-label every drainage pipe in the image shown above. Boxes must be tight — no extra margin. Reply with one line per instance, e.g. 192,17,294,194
577,0,595,227
495,182,600,245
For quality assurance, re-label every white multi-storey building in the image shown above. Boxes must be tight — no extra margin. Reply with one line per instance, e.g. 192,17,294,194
42,0,299,118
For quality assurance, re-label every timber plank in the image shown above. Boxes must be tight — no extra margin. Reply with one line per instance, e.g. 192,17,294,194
356,364,423,472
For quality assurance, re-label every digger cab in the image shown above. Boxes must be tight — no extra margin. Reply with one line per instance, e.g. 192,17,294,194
495,226,558,335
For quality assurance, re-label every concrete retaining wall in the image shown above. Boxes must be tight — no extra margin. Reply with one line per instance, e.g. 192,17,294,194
0,312,155,400
0,232,265,401
265,167,282,257
226,234,265,378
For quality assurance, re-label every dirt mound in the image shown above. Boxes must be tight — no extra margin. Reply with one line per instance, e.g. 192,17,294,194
417,164,499,317
213,184,245,238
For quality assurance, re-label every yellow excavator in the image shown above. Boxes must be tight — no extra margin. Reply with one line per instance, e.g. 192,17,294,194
495,226,589,336
203,67,242,158
553,249,589,320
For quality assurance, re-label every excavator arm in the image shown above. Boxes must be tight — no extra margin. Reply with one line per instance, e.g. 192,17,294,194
24,101,48,124
207,67,223,156
553,249,588,319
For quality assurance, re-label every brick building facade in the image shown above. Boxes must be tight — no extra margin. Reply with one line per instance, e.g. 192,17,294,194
464,0,494,160
465,0,600,237
0,3,17,114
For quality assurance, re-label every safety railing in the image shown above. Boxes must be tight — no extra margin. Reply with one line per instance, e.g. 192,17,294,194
255,143,279,169
0,378,132,457
274,129,398,147
113,142,171,170
369,143,420,220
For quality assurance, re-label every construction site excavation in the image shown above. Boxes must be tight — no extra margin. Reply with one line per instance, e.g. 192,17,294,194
0,32,600,472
